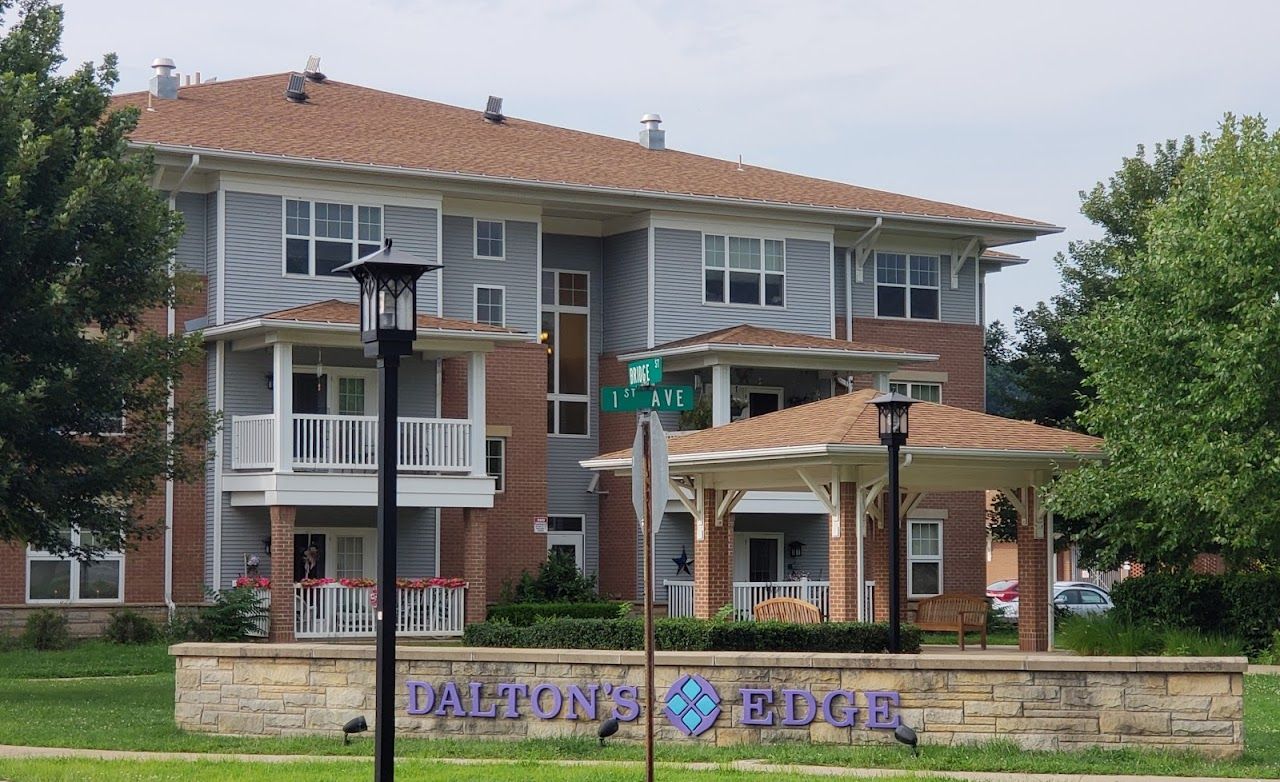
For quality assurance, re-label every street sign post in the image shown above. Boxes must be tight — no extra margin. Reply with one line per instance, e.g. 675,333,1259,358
627,356,663,387
602,384,695,413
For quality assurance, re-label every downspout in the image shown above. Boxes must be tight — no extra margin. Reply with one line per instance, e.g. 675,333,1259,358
164,154,200,618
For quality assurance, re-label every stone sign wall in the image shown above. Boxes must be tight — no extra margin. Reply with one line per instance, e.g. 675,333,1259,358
171,643,1245,757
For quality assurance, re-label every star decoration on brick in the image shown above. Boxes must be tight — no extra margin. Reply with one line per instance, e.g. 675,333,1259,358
672,547,693,576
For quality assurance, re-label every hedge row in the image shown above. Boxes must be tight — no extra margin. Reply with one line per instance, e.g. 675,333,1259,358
462,617,922,654
1110,571,1280,653
485,602,629,626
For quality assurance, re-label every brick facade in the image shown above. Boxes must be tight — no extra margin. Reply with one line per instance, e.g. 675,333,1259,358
1016,487,1049,652
597,354,638,601
828,482,858,621
692,489,734,618
268,505,297,642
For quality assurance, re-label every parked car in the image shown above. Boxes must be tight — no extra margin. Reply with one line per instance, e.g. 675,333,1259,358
986,579,1019,603
996,582,1113,622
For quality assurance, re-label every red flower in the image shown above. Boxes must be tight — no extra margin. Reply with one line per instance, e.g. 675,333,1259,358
234,576,270,589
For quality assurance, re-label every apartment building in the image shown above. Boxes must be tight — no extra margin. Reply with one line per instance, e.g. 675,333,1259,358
1,61,1064,641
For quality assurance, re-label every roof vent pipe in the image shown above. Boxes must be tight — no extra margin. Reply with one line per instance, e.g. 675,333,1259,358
150,58,179,100
639,113,665,150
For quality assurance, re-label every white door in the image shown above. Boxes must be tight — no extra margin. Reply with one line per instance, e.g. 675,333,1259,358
733,533,784,582
547,516,585,570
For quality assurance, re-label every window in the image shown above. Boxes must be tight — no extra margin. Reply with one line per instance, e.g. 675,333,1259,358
704,234,785,307
546,515,585,570
908,520,942,597
889,381,941,403
335,536,365,580
542,270,590,436
336,377,366,416
284,199,382,276
475,219,505,259
875,252,939,320
486,437,505,492
27,531,123,603
475,286,505,327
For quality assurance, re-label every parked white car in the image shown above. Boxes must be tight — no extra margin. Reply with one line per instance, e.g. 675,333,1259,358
996,582,1113,622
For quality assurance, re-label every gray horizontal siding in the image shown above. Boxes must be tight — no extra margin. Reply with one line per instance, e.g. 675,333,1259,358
602,229,649,353
174,192,207,274
652,229,832,344
851,251,977,325
441,216,538,332
221,347,272,471
222,192,439,322
206,193,218,319
833,246,847,332
544,234,604,576
221,501,268,588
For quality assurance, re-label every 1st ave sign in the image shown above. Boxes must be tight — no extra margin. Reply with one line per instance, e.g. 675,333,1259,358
602,384,695,413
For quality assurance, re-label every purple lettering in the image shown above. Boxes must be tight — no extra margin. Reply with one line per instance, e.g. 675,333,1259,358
740,688,774,726
865,691,901,729
468,682,497,718
530,683,563,719
613,685,640,722
405,680,434,715
434,682,468,717
496,683,527,719
565,684,598,721
821,690,857,728
781,689,817,727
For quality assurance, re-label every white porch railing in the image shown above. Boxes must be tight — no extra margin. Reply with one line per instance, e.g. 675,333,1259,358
230,414,473,473
293,583,466,639
231,415,276,470
662,579,830,621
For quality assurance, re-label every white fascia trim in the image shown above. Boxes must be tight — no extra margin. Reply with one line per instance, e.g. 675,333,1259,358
618,342,939,364
135,144,1064,236
201,318,532,343
215,171,443,211
581,443,1103,471
651,212,836,245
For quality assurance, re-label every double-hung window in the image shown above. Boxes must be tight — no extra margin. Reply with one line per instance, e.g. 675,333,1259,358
285,199,382,276
475,219,505,259
704,234,785,307
875,252,940,320
486,437,506,492
542,269,590,436
27,531,124,603
475,286,505,327
888,381,941,403
908,520,942,597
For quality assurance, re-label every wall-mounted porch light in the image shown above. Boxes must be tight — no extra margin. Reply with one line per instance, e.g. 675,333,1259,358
787,540,805,559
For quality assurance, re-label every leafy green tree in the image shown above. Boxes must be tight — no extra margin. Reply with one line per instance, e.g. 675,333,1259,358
0,0,213,557
1052,115,1280,569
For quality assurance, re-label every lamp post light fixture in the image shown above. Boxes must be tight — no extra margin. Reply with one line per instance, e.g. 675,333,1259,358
870,391,916,654
336,238,442,782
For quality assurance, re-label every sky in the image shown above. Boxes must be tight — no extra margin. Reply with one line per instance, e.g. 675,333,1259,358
49,0,1280,327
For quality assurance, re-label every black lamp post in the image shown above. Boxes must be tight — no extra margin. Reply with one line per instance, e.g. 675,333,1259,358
336,239,441,782
870,391,915,653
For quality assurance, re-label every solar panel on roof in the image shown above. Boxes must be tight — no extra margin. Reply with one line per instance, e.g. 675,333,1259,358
285,73,308,102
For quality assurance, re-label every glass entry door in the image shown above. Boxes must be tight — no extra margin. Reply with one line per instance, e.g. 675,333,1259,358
733,533,783,582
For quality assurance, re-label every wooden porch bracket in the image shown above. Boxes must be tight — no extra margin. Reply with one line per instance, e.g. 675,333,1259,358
852,217,884,283
999,487,1028,520
715,489,745,525
951,236,981,289
796,469,837,516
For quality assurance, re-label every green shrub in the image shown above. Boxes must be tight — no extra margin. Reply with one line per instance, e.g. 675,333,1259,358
1255,630,1280,665
486,601,629,625
23,609,70,651
498,551,599,604
186,588,266,642
463,617,919,654
1112,571,1280,653
103,610,159,645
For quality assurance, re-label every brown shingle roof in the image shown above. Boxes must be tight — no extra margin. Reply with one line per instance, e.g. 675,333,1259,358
640,324,923,357
113,75,1053,228
251,299,519,334
595,389,1101,461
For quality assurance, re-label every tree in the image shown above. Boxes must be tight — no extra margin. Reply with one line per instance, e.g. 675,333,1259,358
1052,115,1280,569
0,0,213,557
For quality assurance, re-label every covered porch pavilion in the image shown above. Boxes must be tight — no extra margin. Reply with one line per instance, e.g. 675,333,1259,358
583,388,1102,651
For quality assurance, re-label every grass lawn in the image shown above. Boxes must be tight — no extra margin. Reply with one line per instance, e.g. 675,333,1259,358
919,628,1018,646
0,641,1274,778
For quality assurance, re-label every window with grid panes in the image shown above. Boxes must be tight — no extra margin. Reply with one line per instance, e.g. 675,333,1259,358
888,381,941,403
475,286,505,326
475,219,505,259
486,437,505,491
704,234,785,307
875,252,939,319
27,530,123,603
542,270,590,435
284,199,382,276
908,520,942,597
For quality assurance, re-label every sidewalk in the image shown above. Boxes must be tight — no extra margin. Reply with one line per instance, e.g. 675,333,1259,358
0,745,1273,782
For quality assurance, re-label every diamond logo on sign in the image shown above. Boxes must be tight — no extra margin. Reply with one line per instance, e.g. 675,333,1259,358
663,674,721,736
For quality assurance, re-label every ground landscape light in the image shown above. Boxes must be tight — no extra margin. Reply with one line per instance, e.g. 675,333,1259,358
893,724,919,756
598,715,620,746
343,715,368,745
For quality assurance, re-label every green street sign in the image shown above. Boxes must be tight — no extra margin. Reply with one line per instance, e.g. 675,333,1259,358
602,384,695,413
626,357,663,387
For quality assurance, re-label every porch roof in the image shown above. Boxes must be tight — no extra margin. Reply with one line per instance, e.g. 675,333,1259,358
618,324,937,373
582,388,1103,491
202,299,532,352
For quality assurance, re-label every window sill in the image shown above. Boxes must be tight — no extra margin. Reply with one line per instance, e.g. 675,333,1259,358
25,598,125,605
547,433,592,440
473,255,505,262
872,315,942,323
701,300,787,311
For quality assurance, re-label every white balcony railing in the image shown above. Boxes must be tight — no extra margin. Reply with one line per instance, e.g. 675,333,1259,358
663,579,829,621
293,583,466,639
230,414,472,473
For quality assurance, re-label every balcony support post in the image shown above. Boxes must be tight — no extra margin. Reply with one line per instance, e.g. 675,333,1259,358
272,343,293,473
711,363,731,427
468,351,486,477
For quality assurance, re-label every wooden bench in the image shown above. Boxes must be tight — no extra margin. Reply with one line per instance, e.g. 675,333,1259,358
909,594,988,650
753,597,822,624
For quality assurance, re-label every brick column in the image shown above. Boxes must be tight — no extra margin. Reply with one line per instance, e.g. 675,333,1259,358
1016,486,1049,652
828,481,859,621
268,505,296,643
463,508,487,625
693,489,733,618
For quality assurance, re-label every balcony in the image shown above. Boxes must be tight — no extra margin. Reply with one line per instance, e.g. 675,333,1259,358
231,414,474,473
247,583,466,639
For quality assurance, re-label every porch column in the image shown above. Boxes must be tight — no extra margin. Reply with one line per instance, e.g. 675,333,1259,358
463,508,487,625
865,504,892,621
872,371,890,393
468,351,487,477
711,364,731,427
267,505,296,642
828,481,859,621
693,488,733,618
272,343,293,473
1016,486,1050,652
